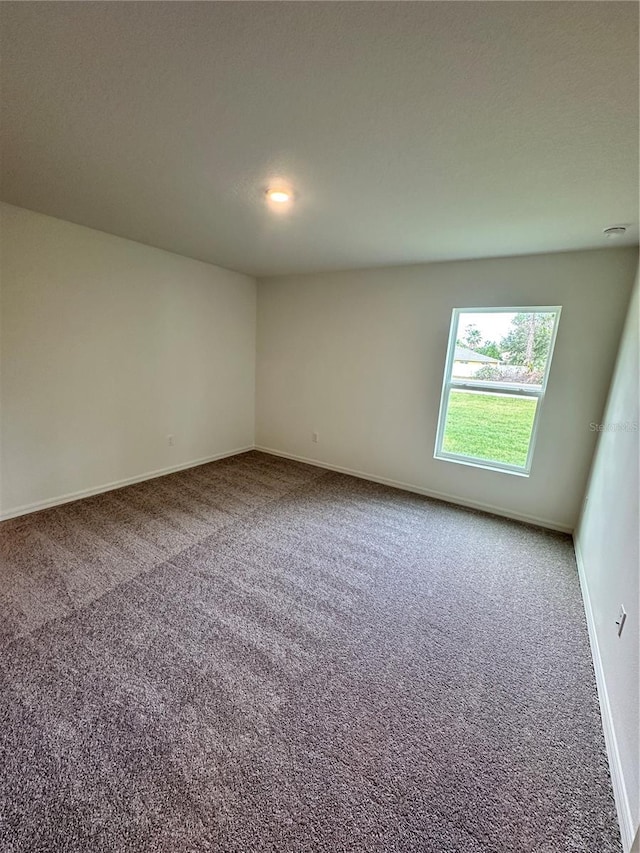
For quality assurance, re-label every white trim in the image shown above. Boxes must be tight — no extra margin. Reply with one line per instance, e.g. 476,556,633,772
0,446,254,521
255,445,572,533
434,306,562,476
574,536,636,852
435,448,531,478
0,442,573,532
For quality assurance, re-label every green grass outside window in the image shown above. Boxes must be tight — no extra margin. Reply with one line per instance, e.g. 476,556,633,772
442,391,537,468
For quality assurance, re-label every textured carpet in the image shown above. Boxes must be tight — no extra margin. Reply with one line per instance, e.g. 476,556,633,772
0,451,620,852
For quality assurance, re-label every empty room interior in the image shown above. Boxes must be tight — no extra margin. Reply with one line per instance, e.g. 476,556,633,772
1,2,639,852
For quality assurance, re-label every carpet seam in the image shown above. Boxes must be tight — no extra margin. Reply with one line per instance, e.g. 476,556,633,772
3,465,337,651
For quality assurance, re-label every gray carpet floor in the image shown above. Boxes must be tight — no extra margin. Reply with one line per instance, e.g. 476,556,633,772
0,451,620,852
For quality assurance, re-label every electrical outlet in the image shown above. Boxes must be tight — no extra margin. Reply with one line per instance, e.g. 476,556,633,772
615,606,627,637
312,431,319,444
167,434,175,447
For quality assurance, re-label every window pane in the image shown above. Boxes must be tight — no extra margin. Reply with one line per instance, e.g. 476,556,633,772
453,310,558,388
442,390,538,468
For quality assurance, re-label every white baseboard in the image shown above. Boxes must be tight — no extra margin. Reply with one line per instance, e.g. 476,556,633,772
254,445,573,533
2,441,574,532
574,536,636,852
0,446,254,521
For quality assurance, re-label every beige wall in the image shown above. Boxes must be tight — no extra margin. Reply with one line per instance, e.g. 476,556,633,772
256,248,637,531
576,267,639,852
0,203,256,517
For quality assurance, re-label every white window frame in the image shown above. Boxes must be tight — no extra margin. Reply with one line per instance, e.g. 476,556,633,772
434,306,562,476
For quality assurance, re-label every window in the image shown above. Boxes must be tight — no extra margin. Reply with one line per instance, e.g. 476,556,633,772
434,307,561,475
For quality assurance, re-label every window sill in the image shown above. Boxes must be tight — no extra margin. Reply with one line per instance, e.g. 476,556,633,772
434,452,531,477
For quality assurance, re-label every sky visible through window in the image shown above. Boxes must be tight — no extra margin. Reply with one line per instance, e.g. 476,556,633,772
458,312,516,342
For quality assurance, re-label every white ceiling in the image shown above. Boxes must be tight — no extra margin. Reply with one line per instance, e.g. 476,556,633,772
1,2,637,277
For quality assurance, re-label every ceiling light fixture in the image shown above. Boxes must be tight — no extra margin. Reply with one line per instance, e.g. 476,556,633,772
603,225,627,238
266,188,292,204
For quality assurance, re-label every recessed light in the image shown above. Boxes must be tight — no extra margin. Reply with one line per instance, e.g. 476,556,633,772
603,226,627,238
267,189,291,203
266,188,292,204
